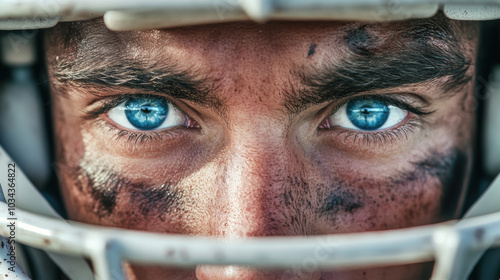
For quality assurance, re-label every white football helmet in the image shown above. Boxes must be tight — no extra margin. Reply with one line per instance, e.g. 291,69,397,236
1,1,500,280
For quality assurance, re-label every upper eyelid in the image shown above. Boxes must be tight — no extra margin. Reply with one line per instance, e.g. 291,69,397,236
329,93,434,117
83,93,183,120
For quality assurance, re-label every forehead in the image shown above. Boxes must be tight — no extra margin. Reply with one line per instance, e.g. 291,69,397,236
51,16,464,68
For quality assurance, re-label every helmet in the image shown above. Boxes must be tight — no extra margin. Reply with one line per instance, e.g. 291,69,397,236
1,1,500,279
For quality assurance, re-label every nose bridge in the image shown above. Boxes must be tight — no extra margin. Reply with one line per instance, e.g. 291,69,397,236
211,132,286,238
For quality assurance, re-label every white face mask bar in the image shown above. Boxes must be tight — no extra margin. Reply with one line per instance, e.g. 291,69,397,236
1,145,500,280
0,146,94,280
0,198,499,280
0,0,500,31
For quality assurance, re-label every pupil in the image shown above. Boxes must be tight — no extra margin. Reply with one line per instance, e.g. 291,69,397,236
141,105,152,114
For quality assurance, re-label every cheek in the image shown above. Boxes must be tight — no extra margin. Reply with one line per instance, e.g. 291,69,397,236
308,148,469,233
345,177,442,232
57,159,195,234
283,175,443,235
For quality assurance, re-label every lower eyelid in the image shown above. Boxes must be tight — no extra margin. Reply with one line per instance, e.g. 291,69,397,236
94,117,188,143
322,116,423,146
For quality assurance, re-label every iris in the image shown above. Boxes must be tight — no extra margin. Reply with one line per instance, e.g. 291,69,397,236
346,99,389,130
124,97,169,130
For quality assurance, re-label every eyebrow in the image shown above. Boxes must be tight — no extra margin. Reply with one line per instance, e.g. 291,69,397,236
53,15,473,118
54,58,224,111
285,20,473,113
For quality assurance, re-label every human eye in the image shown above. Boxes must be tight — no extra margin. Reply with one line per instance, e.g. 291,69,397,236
329,98,407,131
319,95,431,144
108,96,186,131
84,94,199,145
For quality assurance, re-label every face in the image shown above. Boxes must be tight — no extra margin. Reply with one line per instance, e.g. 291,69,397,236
45,14,479,280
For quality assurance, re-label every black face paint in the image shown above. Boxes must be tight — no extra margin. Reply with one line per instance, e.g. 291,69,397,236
129,184,183,219
313,148,468,225
321,185,363,214
393,148,469,219
307,43,317,57
280,177,365,233
435,150,469,219
92,186,118,214
69,160,183,219
71,161,123,215
345,25,375,56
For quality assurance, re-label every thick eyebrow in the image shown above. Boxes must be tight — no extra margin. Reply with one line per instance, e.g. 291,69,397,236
53,58,224,111
285,20,473,113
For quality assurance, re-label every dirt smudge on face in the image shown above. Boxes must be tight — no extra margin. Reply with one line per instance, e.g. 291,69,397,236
69,159,184,219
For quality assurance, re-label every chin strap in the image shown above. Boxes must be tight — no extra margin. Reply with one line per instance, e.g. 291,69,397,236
456,174,500,279
0,146,95,280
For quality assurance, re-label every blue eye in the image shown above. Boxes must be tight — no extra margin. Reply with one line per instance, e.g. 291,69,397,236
108,97,186,131
346,99,389,131
329,98,408,131
124,98,168,130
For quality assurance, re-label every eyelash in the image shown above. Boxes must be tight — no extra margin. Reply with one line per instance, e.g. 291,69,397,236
322,94,433,145
105,124,170,143
84,94,196,144
333,118,423,145
329,94,433,117
86,93,431,146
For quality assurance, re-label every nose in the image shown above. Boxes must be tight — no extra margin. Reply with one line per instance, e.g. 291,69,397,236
196,265,322,280
194,129,320,279
208,135,290,237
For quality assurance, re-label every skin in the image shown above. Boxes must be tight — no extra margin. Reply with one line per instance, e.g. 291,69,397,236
45,15,479,280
